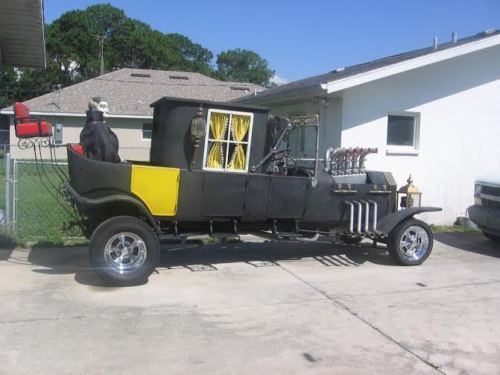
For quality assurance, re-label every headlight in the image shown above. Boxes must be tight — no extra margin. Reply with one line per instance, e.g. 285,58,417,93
474,184,482,196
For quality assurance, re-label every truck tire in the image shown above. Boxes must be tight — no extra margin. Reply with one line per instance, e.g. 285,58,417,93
482,231,500,242
89,216,160,286
387,218,433,266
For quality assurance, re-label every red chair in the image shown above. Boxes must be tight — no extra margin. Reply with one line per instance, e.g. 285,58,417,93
14,102,53,138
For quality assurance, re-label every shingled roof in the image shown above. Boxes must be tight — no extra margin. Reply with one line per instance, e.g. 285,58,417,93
2,68,263,117
237,29,500,104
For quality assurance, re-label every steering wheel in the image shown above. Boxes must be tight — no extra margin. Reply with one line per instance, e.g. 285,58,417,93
272,149,291,161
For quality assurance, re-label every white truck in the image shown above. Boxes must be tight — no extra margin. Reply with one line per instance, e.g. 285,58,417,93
469,180,500,242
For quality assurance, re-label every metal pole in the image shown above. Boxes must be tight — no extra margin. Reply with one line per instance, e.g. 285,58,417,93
4,152,11,229
314,114,320,178
12,159,18,235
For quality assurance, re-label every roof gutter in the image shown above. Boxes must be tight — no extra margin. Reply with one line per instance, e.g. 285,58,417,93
0,109,153,120
236,85,327,106
324,33,500,94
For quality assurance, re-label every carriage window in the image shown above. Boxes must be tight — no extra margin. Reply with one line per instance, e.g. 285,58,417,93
203,109,253,172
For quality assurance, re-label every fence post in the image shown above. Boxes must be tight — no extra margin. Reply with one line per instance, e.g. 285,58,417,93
12,159,18,235
4,152,11,229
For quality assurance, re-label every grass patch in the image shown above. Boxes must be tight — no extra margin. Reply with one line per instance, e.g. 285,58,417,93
15,163,82,242
430,224,479,233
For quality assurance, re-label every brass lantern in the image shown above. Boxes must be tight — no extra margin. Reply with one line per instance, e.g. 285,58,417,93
190,105,207,140
189,105,207,169
398,175,422,209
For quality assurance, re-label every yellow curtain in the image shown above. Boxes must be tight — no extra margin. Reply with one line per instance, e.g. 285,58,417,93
228,115,250,171
206,112,229,168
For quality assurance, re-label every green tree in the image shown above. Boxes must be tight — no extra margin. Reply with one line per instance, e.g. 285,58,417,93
0,4,275,107
45,4,215,79
216,49,274,86
0,67,18,108
165,33,213,75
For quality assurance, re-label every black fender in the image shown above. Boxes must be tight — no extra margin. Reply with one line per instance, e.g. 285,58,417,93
66,184,160,234
377,207,442,236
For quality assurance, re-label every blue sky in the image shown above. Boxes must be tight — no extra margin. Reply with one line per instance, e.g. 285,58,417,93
44,0,500,83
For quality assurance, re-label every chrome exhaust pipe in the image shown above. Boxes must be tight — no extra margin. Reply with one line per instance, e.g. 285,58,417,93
368,200,384,237
345,201,354,233
362,200,372,236
353,201,363,235
369,200,377,232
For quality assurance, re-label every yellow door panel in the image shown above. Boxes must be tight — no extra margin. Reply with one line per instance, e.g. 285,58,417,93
130,165,180,216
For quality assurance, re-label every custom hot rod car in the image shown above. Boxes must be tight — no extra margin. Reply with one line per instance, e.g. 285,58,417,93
14,98,441,285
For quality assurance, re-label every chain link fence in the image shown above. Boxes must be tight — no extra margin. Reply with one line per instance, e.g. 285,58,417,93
0,145,6,227
15,160,82,242
1,155,81,243
1,146,150,244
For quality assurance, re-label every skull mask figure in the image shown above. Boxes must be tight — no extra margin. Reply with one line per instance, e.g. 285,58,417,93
88,96,109,117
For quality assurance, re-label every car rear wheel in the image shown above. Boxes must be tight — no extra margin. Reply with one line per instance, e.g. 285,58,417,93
482,231,500,242
387,219,433,266
90,216,160,286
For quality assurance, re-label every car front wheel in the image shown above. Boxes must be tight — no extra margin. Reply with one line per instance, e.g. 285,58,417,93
387,219,433,266
90,216,160,286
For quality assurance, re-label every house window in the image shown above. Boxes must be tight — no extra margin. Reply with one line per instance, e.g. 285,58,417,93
387,113,419,148
203,109,254,172
142,123,152,140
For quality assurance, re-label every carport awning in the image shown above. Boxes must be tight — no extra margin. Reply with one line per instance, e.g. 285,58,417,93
0,0,46,68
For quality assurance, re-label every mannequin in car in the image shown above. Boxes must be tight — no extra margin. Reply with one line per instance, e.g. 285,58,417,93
80,96,121,163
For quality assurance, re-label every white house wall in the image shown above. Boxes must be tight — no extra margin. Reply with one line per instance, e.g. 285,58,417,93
9,116,151,161
339,45,500,224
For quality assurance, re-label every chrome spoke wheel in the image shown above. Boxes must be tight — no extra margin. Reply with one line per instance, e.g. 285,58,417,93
399,225,429,262
104,232,148,274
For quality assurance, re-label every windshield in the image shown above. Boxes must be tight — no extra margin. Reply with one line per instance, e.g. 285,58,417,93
285,115,319,170
259,115,319,175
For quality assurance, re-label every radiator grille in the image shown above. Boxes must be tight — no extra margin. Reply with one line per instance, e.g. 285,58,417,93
481,185,500,197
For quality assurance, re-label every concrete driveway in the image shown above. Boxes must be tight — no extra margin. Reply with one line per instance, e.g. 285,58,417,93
0,232,499,374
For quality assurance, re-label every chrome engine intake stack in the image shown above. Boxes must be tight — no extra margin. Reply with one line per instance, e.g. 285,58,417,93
324,147,378,175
